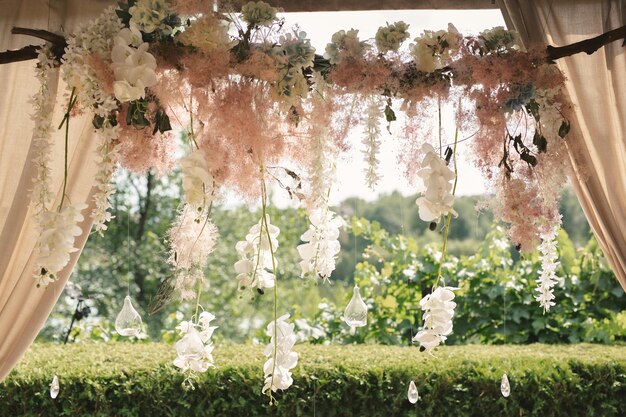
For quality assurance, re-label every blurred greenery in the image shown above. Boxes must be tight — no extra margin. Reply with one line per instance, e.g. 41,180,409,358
3,343,625,416
38,170,614,346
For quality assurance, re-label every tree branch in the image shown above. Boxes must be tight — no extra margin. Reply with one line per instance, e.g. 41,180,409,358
0,27,66,65
546,24,626,61
0,45,39,64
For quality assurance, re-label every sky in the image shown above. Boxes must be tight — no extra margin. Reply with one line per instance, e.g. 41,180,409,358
265,9,507,207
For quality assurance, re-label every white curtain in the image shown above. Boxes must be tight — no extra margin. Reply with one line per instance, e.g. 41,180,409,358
498,0,626,290
0,0,113,380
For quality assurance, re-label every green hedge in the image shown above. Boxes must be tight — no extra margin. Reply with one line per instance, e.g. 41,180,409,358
2,343,625,416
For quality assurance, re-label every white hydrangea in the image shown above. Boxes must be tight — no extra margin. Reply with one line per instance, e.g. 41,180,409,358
111,24,157,102
180,149,214,210
263,314,298,395
535,226,560,312
297,209,343,282
324,29,368,65
173,312,218,378
410,24,461,73
234,215,280,291
412,286,457,353
241,1,277,27
177,14,235,53
415,143,457,223
479,26,520,52
279,31,316,69
35,203,88,287
129,0,173,34
375,21,410,53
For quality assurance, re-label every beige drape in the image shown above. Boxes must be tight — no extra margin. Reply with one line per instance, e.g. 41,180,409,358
0,0,113,380
498,0,626,290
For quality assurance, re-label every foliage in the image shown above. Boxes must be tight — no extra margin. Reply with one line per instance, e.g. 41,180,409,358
2,343,625,417
298,218,626,346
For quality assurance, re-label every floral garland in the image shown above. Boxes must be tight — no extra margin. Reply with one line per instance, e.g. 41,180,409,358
26,0,578,398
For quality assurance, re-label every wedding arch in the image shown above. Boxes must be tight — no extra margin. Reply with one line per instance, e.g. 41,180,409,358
0,0,624,400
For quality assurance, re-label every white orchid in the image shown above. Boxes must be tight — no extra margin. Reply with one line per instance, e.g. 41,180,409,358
180,150,214,210
263,314,298,394
412,286,457,353
415,143,457,223
35,203,87,287
111,25,157,102
235,216,280,291
297,209,343,281
173,312,218,377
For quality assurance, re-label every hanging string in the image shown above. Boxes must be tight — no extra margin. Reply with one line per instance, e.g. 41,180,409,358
127,176,131,296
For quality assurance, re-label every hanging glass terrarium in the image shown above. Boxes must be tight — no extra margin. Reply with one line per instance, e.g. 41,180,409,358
115,296,143,336
343,285,368,330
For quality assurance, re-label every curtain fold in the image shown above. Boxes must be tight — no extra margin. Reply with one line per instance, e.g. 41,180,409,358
0,0,114,380
498,0,626,290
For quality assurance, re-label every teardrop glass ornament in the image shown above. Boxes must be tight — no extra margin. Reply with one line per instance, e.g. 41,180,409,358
115,295,143,336
343,285,367,328
50,375,59,399
408,380,419,404
500,373,510,397
175,327,205,361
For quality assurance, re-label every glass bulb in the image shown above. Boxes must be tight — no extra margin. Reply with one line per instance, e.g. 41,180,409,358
500,373,511,397
407,380,419,404
175,328,205,361
50,375,59,399
115,295,143,337
343,285,367,328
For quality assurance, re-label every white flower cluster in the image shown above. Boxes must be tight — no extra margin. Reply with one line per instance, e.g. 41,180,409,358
375,21,410,53
479,26,520,53
324,29,368,65
262,314,298,394
129,0,173,34
535,226,560,313
30,45,57,219
62,8,123,233
92,125,120,233
534,86,565,139
307,75,337,209
111,24,158,102
177,14,234,53
362,98,383,189
297,208,343,282
173,312,218,374
180,149,214,210
269,31,315,109
234,215,280,291
412,286,456,353
35,203,87,287
410,24,461,73
241,1,277,27
167,209,219,299
415,144,457,223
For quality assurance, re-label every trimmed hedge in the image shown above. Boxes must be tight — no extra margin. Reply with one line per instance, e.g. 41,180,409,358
1,343,625,416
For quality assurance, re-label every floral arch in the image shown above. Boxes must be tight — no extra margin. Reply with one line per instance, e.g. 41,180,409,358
0,0,625,403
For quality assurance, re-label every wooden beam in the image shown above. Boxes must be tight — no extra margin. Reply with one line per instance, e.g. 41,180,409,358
264,0,498,12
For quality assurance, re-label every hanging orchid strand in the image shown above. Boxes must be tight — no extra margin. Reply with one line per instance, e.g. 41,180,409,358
434,125,459,290
260,167,279,404
58,87,77,211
